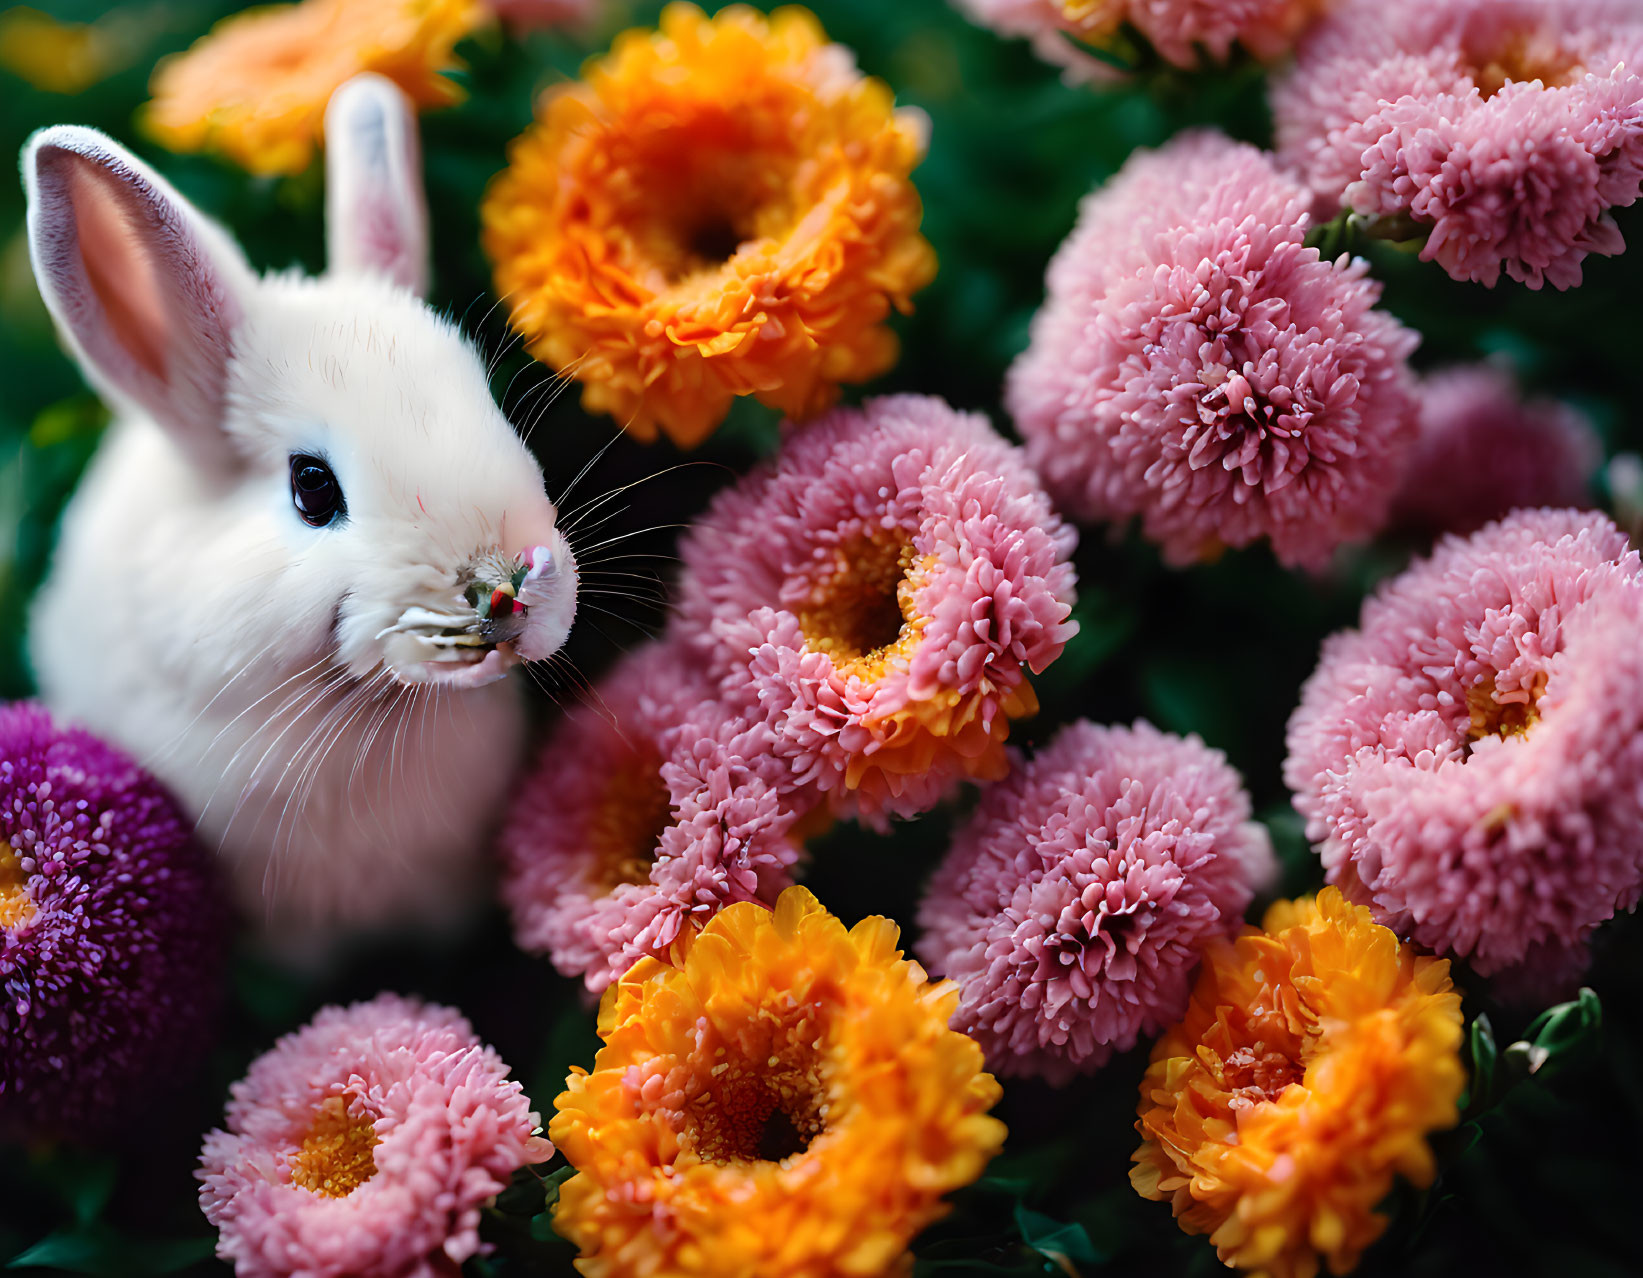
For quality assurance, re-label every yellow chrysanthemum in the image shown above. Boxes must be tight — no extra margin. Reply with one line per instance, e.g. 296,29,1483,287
1131,887,1465,1278
550,887,1006,1278
142,0,485,176
481,2,936,447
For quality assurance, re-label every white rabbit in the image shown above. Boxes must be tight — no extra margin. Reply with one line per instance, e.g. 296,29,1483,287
21,75,577,937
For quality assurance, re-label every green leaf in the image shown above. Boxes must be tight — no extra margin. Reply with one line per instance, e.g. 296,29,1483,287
7,1229,215,1276
1301,210,1430,260
538,1165,577,1217
1525,987,1602,1058
493,1168,549,1218
1455,990,1602,1131
1465,1014,1499,1113
1500,988,1602,1081
27,396,107,449
22,1149,117,1230
1014,1204,1103,1273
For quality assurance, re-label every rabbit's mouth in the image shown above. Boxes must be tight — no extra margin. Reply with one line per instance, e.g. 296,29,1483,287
375,537,577,688
378,607,522,688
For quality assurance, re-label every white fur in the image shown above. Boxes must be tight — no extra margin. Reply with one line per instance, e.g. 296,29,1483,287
22,80,575,936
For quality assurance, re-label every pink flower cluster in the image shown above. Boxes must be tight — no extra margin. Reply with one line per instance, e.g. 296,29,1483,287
1286,509,1643,979
917,720,1273,1083
1392,364,1600,536
198,994,550,1278
499,641,816,992
675,394,1079,824
953,0,1325,79
1273,0,1643,289
1007,131,1419,570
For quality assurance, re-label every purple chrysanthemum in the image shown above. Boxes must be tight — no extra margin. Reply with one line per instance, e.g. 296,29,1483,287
1006,131,1420,570
1392,364,1600,535
198,994,551,1278
0,702,224,1139
916,719,1274,1084
1272,0,1643,289
1285,509,1643,977
499,641,816,993
952,0,1327,80
674,394,1079,826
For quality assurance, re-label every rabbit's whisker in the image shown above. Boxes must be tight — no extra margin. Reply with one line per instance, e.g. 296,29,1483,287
215,664,354,846
572,523,687,557
551,411,627,510
559,460,723,530
266,675,386,883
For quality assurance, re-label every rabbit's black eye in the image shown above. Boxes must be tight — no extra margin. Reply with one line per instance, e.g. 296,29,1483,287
290,454,345,528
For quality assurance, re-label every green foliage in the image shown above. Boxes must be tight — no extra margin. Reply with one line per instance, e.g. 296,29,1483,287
1461,988,1604,1120
6,1229,216,1278
475,1166,581,1277
914,1179,1102,1277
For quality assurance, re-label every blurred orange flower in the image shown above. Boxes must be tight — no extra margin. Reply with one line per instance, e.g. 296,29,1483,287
142,0,484,176
482,2,936,447
550,886,1005,1278
0,8,134,95
1131,887,1465,1278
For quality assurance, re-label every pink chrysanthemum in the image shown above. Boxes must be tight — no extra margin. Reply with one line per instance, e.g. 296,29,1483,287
1285,509,1643,977
198,994,551,1278
1272,0,1643,289
1392,364,1600,535
916,720,1274,1083
1006,131,1419,570
500,641,816,993
953,0,1327,79
674,394,1079,825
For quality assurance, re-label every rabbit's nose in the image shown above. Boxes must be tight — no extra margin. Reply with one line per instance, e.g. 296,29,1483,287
513,535,577,662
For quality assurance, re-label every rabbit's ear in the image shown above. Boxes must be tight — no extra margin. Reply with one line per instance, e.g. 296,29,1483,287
325,75,429,297
23,126,253,474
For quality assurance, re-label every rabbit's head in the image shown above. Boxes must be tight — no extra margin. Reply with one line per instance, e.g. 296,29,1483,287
22,75,576,691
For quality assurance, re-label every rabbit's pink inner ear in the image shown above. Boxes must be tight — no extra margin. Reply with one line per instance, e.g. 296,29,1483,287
28,135,247,473
63,165,173,385
325,75,430,297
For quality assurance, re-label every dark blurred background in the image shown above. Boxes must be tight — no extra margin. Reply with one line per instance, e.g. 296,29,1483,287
1,2,1641,1275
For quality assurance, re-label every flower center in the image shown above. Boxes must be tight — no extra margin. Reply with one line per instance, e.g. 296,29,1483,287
587,755,672,892
1466,671,1547,743
1055,0,1126,36
797,531,921,677
1040,907,1142,984
0,840,35,930
288,1095,380,1198
686,214,744,267
1467,33,1584,99
610,112,796,286
1221,1044,1305,1109
684,1023,829,1165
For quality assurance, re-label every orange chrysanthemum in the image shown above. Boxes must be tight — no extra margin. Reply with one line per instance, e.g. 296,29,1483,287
1131,887,1465,1278
481,3,937,447
550,887,1006,1278
142,0,485,176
